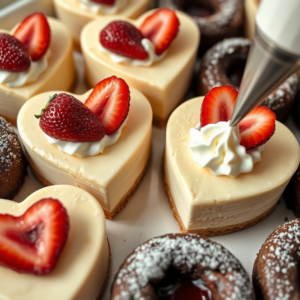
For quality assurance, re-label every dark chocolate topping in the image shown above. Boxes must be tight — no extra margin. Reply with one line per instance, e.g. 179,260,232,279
111,233,253,300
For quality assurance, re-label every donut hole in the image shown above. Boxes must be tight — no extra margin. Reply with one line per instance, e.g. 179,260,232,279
174,0,215,17
155,268,213,300
226,58,247,88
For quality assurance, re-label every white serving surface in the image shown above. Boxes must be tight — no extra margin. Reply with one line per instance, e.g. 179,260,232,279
13,51,299,300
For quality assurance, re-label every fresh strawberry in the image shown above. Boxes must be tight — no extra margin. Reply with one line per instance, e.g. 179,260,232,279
200,85,276,150
85,76,130,135
13,13,50,62
200,85,238,127
0,198,69,275
139,8,180,55
100,21,149,60
35,93,106,142
0,33,31,72
239,106,276,150
91,0,115,4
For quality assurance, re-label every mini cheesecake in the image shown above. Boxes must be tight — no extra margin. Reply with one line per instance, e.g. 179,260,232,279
0,17,75,125
0,185,110,300
81,10,199,126
54,0,151,50
164,97,300,236
18,87,152,219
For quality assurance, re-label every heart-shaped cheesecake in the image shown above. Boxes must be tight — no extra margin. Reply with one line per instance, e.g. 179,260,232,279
81,9,199,126
0,16,75,124
54,0,151,50
17,87,152,219
0,185,110,300
164,96,300,237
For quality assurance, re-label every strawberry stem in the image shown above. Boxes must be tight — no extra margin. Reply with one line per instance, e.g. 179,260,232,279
35,94,57,119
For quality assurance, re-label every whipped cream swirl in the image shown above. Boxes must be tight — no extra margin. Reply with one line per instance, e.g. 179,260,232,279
77,0,126,14
189,121,264,178
99,38,165,66
0,50,50,87
44,118,127,157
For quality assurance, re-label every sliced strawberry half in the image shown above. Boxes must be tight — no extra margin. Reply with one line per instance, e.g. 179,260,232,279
100,21,149,60
139,8,180,55
13,13,51,62
0,198,69,275
200,85,238,128
85,76,130,135
91,0,115,4
239,106,276,150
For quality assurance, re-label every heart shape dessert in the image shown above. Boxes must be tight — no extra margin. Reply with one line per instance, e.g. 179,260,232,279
0,185,110,299
17,85,152,219
0,14,74,124
53,0,151,50
81,9,199,126
164,93,299,236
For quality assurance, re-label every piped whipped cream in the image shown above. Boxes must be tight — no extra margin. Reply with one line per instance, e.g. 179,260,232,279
189,121,264,178
99,38,165,66
77,0,126,14
44,118,127,157
0,50,50,87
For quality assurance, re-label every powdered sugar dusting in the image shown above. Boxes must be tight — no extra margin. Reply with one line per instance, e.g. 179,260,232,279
0,116,22,172
113,234,253,299
255,219,300,299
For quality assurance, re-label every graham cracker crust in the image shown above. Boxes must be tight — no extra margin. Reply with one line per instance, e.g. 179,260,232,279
30,151,151,220
97,239,111,300
163,160,277,237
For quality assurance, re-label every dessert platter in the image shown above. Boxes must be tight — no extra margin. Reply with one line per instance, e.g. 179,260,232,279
1,1,300,299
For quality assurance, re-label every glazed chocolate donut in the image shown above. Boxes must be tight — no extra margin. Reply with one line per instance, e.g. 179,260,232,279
158,0,244,52
198,38,299,122
111,233,254,299
253,219,300,299
0,116,26,199
283,163,300,217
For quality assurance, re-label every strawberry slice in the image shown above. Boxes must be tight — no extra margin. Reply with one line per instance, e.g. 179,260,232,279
85,76,130,135
139,8,180,55
0,198,69,275
239,106,276,150
36,93,106,142
100,21,149,60
0,33,31,72
91,0,115,4
200,85,238,128
13,13,51,62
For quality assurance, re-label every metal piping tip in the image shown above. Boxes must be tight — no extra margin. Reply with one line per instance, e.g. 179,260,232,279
229,27,300,127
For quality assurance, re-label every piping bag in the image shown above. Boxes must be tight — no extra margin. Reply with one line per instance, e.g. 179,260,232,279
230,0,300,127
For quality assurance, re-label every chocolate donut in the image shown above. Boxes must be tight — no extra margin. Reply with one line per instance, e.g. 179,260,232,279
111,233,254,299
198,38,299,122
283,163,300,217
253,219,300,299
0,116,26,199
158,0,244,52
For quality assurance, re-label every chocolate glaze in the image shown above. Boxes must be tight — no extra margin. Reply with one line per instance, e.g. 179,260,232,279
198,38,299,122
0,116,26,199
158,0,244,52
253,219,300,300
111,233,254,300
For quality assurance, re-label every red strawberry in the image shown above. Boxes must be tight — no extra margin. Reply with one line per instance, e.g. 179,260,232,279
200,85,276,150
85,76,130,135
239,106,276,150
100,21,149,60
200,85,238,127
91,0,115,4
13,13,51,62
139,8,180,55
36,93,106,142
0,33,31,72
0,198,69,275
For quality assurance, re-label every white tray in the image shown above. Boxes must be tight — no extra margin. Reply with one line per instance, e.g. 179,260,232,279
14,51,299,300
